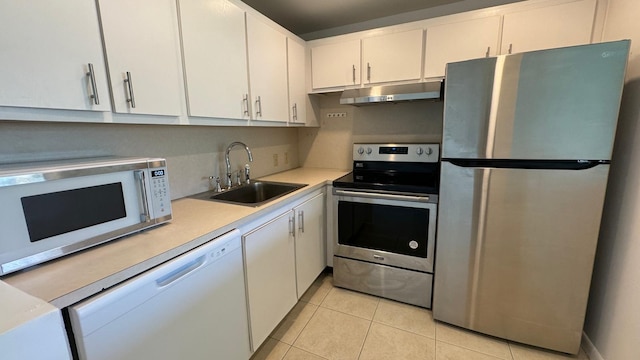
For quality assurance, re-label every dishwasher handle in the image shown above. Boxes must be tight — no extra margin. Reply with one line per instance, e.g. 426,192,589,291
155,255,206,288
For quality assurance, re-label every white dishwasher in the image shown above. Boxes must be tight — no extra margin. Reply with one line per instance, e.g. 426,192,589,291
68,229,250,360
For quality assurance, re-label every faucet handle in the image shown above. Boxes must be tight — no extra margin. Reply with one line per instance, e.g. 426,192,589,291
244,164,251,184
209,176,222,192
235,171,242,186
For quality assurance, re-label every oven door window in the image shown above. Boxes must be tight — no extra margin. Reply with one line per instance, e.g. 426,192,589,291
21,183,127,242
338,200,429,258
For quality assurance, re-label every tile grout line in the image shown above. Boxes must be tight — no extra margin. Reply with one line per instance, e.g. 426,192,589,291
355,299,380,360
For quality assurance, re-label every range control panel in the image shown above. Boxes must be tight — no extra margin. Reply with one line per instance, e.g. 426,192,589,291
150,167,171,218
353,143,440,163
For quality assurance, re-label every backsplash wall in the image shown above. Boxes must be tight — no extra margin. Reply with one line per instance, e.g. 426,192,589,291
298,94,444,170
0,121,299,199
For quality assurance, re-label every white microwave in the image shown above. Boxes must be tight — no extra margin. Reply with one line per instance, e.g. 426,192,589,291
0,157,172,275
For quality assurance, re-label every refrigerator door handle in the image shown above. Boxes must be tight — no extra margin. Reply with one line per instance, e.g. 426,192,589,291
445,159,607,170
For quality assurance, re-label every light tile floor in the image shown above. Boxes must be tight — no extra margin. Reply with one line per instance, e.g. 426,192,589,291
251,273,590,360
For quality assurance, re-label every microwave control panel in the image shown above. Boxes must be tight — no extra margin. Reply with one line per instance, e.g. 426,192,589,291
150,167,171,218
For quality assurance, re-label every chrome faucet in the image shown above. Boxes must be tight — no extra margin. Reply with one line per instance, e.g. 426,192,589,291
225,142,253,189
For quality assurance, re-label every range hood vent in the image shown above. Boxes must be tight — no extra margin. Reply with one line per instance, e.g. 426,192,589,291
339,81,443,105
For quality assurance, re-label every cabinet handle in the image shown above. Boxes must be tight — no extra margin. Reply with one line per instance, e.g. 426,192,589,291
508,44,513,54
243,94,249,116
298,210,304,233
485,47,491,58
124,71,136,108
255,96,262,117
86,63,100,105
289,215,295,236
292,103,298,121
352,65,356,83
367,62,371,82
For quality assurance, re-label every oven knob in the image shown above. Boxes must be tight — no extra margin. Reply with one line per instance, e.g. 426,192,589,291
416,147,424,155
357,147,364,155
366,147,373,155
426,147,433,156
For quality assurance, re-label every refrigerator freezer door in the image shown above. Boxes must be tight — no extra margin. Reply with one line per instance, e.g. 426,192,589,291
433,161,609,353
442,40,629,161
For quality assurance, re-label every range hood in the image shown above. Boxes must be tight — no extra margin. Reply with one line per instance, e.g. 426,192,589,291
339,81,443,105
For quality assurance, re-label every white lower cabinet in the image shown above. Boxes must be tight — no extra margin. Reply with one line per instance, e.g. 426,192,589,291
242,189,326,352
243,210,297,351
294,193,326,297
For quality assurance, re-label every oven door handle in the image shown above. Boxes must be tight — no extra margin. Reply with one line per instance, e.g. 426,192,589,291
334,189,431,203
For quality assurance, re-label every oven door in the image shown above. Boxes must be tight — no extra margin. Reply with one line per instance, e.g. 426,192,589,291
333,189,437,273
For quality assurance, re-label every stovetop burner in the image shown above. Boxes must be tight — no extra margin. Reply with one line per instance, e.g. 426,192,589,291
333,143,440,195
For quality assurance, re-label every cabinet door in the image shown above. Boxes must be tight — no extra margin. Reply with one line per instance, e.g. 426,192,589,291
98,0,183,116
246,15,289,122
424,16,501,78
501,0,596,55
294,193,326,298
287,39,307,124
311,40,361,89
243,210,297,350
178,0,249,120
0,0,110,111
362,29,423,84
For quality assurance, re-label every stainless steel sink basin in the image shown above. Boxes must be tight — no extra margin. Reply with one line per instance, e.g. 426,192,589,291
190,181,307,206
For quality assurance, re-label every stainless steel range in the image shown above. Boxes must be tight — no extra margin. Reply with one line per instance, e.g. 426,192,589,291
332,143,439,308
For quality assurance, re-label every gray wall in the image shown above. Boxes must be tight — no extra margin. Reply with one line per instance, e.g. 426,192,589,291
584,0,640,359
298,94,444,169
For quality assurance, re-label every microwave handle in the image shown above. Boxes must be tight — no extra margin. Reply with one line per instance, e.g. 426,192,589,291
135,170,152,222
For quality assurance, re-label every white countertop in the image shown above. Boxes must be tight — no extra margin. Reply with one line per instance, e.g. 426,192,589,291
0,167,348,310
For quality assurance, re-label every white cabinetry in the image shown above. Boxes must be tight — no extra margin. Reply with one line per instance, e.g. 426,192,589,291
242,189,326,350
243,210,297,350
178,0,250,120
246,14,290,122
294,193,326,297
97,0,183,116
362,29,424,84
500,0,596,55
424,16,501,78
287,39,307,124
311,40,361,90
0,0,110,112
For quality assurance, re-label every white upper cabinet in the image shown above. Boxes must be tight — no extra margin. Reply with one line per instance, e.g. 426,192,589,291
246,14,289,122
0,0,110,111
178,0,250,120
311,40,361,90
98,0,183,116
424,16,501,78
362,29,424,84
287,39,307,124
501,0,596,55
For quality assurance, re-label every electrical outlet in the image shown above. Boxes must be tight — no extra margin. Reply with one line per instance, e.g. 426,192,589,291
326,112,347,118
273,153,278,167
284,151,289,165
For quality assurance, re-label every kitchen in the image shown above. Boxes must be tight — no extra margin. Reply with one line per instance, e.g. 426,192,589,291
0,0,639,359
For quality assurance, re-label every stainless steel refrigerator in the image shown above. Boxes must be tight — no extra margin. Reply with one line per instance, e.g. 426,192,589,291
433,40,630,354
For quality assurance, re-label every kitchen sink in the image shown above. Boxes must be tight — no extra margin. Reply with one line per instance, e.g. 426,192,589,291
190,181,307,206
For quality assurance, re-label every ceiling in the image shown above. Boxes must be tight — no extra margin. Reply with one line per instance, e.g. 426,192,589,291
240,0,524,39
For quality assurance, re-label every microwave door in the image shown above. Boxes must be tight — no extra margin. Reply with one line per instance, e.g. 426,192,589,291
0,170,149,274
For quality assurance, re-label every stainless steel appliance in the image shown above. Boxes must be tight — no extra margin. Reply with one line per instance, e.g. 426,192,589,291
333,143,439,308
0,157,172,275
434,40,630,354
